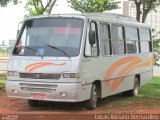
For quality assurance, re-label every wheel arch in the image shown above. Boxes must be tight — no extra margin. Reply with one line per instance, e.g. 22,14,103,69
135,74,140,85
93,80,102,98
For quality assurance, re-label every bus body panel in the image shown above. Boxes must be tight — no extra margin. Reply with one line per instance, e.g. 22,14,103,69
7,56,84,83
6,80,92,102
82,53,153,98
6,13,153,103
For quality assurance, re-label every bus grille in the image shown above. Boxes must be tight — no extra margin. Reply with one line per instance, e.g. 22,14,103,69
21,87,56,93
19,73,61,79
20,83,57,93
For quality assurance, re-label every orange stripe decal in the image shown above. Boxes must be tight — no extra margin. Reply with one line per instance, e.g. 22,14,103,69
104,56,142,87
27,63,55,72
105,54,152,91
25,61,66,72
25,62,52,71
111,57,143,91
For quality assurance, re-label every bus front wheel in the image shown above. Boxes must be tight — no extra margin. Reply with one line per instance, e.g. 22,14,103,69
84,84,98,110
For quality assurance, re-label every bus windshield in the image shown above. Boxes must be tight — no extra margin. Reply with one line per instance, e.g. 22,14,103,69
13,18,84,57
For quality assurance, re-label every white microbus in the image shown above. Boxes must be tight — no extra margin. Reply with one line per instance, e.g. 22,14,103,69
6,13,153,109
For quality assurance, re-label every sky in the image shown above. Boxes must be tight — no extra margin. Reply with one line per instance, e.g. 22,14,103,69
0,0,123,45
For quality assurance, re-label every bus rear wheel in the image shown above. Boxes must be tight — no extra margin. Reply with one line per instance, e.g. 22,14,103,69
133,77,139,96
84,84,97,110
123,77,139,96
28,99,40,107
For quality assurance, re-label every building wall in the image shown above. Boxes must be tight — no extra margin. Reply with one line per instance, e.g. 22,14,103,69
123,1,129,16
123,1,160,35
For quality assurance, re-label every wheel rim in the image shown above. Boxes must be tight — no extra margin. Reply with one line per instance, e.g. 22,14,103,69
134,85,138,96
93,91,97,102
134,81,139,96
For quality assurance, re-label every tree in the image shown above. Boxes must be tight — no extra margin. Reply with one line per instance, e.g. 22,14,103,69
153,30,160,66
68,0,120,13
133,0,160,23
0,48,8,56
0,0,57,16
0,0,19,7
152,29,160,53
25,0,57,16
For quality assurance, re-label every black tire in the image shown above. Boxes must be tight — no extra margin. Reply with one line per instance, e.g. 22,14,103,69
28,99,40,107
84,84,98,110
123,77,139,96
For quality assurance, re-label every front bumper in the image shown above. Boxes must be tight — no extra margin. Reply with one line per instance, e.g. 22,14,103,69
6,80,90,102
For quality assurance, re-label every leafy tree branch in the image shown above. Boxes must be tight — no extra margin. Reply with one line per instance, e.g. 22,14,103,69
68,0,120,13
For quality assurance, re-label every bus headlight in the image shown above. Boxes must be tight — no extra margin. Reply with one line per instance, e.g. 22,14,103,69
8,71,18,76
62,73,80,79
63,73,70,78
70,73,79,78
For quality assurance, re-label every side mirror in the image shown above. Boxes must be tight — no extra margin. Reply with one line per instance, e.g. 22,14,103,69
17,21,22,37
89,31,96,45
17,30,20,36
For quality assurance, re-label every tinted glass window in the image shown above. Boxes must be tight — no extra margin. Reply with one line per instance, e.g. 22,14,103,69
126,41,139,53
112,41,124,55
126,27,138,41
125,27,139,54
139,28,151,53
112,25,125,55
98,23,110,56
140,29,150,41
13,18,84,57
85,22,99,57
112,25,123,41
141,41,149,52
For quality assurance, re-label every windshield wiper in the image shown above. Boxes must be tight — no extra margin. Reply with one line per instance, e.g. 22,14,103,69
23,46,37,52
23,46,44,59
44,44,71,59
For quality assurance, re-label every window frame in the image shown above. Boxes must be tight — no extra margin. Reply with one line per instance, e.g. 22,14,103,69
139,28,151,53
125,26,139,54
149,29,153,52
84,20,100,57
13,17,85,57
97,22,112,56
111,24,126,56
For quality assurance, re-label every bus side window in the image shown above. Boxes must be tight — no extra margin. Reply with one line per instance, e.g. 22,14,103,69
98,23,111,56
85,22,99,57
112,25,125,55
139,29,151,52
125,27,139,54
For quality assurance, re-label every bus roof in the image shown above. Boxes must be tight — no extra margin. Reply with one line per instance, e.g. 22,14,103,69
24,13,151,28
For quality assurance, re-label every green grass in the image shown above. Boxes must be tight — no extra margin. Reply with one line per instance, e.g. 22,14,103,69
139,77,160,99
0,74,6,84
0,74,6,92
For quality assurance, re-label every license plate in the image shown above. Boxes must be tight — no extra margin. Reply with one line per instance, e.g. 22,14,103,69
31,93,45,99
